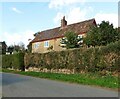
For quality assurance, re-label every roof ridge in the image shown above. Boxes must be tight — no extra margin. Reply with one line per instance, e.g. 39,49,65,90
39,18,95,33
67,18,95,26
40,26,60,33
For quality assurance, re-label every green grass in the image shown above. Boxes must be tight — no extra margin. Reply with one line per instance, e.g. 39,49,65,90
0,68,2,72
2,69,118,90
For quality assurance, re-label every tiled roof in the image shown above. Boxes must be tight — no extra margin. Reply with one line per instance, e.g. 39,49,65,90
31,18,96,43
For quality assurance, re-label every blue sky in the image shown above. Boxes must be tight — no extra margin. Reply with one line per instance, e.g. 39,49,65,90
0,0,118,48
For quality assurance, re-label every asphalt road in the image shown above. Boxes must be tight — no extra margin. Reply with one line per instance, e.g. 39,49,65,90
2,73,118,97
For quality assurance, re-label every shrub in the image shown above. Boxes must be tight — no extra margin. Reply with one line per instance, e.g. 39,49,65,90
2,52,25,71
24,40,119,75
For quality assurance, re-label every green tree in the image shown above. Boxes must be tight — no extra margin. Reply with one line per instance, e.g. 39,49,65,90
7,42,25,54
27,42,32,53
115,27,120,40
61,31,82,49
84,21,119,47
8,45,14,54
18,42,25,51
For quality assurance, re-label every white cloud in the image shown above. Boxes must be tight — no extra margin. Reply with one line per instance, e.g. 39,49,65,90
53,7,118,28
53,7,92,26
53,12,64,25
49,0,118,9
94,13,118,27
49,0,86,9
0,30,34,48
50,0,118,28
12,7,23,14
0,0,118,2
67,7,87,24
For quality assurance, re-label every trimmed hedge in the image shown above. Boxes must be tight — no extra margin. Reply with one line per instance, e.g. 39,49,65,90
2,52,25,71
24,40,120,74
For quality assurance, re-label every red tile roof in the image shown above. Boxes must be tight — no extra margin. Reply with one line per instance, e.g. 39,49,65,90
31,18,96,43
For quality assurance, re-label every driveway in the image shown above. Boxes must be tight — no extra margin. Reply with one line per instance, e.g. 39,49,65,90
2,73,118,97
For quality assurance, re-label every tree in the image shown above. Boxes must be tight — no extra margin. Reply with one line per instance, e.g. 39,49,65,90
18,42,25,51
115,27,120,40
84,21,119,47
84,26,100,47
7,42,25,54
60,31,82,49
7,45,14,54
0,41,7,55
27,42,32,53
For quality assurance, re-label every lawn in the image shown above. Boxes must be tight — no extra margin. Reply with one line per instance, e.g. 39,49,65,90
2,69,118,90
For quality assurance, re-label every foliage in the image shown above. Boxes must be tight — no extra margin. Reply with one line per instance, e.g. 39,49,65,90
7,42,25,54
60,31,82,49
0,41,7,55
27,42,32,53
18,42,25,51
47,45,53,51
84,21,119,47
7,46,14,54
24,40,120,75
2,52,25,71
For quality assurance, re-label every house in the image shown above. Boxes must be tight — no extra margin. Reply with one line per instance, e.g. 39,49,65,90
0,41,7,54
30,16,97,53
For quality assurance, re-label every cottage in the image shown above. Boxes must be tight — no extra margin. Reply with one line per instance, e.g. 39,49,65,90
30,17,97,53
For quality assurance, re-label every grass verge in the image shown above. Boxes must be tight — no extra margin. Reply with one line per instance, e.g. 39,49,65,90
2,69,118,90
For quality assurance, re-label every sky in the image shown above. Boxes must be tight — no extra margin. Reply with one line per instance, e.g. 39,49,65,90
0,0,119,48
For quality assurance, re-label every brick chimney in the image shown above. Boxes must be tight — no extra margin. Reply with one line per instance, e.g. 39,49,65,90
61,16,67,28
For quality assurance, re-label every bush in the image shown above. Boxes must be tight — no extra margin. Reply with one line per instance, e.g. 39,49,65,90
2,52,25,71
24,40,120,75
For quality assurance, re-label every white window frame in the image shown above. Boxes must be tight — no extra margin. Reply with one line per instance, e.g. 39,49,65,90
44,41,49,47
78,35,83,39
34,42,40,49
77,35,83,44
60,37,67,44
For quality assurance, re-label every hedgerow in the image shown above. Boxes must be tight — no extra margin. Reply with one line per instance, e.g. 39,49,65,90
2,52,25,71
24,40,120,75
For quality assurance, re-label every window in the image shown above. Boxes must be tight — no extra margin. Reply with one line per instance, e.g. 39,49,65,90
60,37,67,44
78,35,83,39
77,35,83,44
44,41,49,47
34,42,39,48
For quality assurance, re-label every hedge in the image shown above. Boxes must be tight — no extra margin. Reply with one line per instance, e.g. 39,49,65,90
24,40,120,74
2,52,25,71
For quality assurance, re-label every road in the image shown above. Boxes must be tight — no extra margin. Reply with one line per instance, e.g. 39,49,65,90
2,73,118,97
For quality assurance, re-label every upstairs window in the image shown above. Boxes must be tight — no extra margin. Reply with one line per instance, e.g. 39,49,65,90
44,41,49,47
